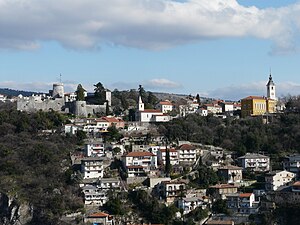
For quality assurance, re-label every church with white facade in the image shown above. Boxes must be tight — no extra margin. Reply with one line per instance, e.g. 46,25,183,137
135,95,171,123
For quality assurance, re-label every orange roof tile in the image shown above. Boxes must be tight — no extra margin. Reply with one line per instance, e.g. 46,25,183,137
209,184,238,189
160,148,177,153
141,109,162,113
178,144,196,150
88,212,109,218
127,165,144,169
293,181,300,187
125,151,155,157
242,96,265,100
239,193,252,198
102,117,123,123
159,101,173,105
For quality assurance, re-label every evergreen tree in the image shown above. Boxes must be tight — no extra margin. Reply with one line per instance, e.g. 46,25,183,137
94,82,106,104
75,84,85,101
165,138,171,177
196,94,201,104
138,84,147,102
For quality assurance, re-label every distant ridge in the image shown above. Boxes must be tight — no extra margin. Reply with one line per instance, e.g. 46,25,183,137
0,88,44,97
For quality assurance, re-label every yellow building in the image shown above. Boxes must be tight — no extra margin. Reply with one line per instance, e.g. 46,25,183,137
241,96,276,117
241,74,277,118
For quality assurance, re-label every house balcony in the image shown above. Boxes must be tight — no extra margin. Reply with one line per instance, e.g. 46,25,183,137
84,167,103,171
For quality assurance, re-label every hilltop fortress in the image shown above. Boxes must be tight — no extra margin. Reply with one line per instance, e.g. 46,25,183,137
17,83,111,117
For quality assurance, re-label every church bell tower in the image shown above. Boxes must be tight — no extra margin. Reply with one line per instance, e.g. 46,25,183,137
266,73,276,100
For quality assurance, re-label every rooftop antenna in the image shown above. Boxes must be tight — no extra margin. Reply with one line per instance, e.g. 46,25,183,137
60,73,62,83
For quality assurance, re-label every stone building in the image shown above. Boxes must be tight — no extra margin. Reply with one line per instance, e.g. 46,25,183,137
17,82,111,117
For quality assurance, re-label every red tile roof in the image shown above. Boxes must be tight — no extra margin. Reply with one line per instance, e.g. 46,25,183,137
102,116,123,123
178,144,196,150
242,96,265,100
159,101,173,105
160,148,177,153
88,212,109,218
293,181,300,187
239,193,253,198
127,165,144,169
218,165,243,170
209,184,238,189
206,220,234,225
141,109,162,113
125,151,155,157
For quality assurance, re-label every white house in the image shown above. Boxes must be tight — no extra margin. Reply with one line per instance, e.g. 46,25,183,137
81,157,104,179
283,155,300,174
177,144,197,164
220,102,234,113
84,142,105,157
178,195,208,215
122,151,157,177
217,165,243,184
208,184,238,200
148,145,160,156
265,170,295,191
196,107,208,116
156,101,174,113
82,185,107,206
97,177,121,190
157,181,186,204
84,212,114,225
227,193,260,214
82,118,110,133
64,124,81,135
0,94,7,102
136,95,170,123
238,153,270,172
203,104,222,114
157,147,179,165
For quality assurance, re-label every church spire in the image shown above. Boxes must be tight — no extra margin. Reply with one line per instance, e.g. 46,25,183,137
138,87,144,112
266,72,276,100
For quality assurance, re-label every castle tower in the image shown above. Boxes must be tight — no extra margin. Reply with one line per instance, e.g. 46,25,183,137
138,95,144,112
52,83,64,98
266,73,276,100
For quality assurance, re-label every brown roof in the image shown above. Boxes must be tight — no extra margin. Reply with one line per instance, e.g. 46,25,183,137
178,144,196,150
239,193,252,198
127,165,144,169
125,151,155,157
141,109,161,113
206,219,234,225
160,148,177,153
88,212,109,218
102,116,123,123
242,96,265,100
95,118,108,123
293,181,300,187
209,184,238,189
159,101,173,105
162,180,186,185
218,165,243,170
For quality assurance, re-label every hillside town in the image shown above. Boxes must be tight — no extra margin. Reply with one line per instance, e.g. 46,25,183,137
0,74,300,225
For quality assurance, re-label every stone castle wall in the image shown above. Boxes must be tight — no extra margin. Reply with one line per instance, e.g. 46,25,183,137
17,96,65,113
17,96,107,117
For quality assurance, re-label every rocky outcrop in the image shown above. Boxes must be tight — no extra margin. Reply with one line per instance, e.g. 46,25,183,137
0,192,33,225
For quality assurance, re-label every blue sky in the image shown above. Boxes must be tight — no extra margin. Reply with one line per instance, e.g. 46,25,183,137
0,0,300,100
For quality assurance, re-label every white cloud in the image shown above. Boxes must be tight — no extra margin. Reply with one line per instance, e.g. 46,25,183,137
145,78,182,89
109,81,139,91
0,0,299,52
207,81,300,100
110,78,182,91
0,81,78,93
